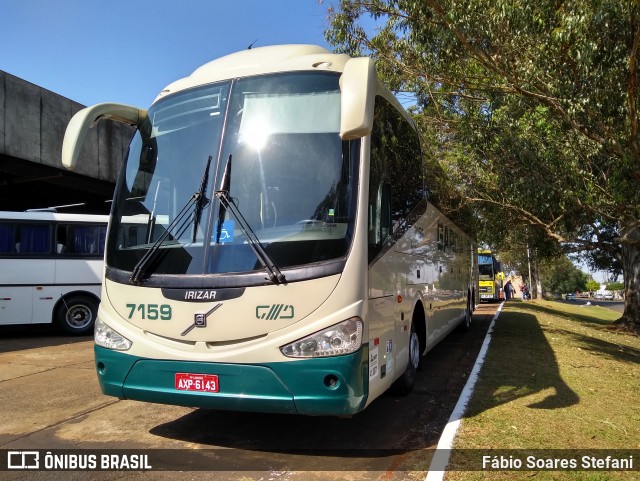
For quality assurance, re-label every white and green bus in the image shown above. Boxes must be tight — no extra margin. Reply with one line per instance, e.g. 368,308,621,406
62,45,478,416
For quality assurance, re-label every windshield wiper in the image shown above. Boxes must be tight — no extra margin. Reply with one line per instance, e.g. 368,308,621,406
192,155,213,242
214,155,286,284
130,193,200,283
130,155,215,283
215,155,232,245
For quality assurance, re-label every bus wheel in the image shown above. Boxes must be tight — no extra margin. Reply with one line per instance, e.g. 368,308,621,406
55,296,98,335
392,323,420,395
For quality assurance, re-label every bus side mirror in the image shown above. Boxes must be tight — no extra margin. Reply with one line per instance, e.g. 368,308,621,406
62,103,147,171
340,57,376,140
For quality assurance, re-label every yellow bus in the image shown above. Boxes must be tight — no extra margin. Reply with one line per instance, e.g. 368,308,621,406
62,45,478,416
477,249,504,302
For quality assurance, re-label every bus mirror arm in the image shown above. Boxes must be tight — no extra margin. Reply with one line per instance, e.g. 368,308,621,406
62,103,148,171
340,57,376,140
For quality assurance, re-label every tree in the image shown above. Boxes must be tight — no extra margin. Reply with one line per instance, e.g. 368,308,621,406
326,0,640,333
539,256,588,297
585,279,601,294
607,281,625,299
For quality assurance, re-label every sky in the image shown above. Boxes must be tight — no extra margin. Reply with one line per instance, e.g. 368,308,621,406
1,0,334,108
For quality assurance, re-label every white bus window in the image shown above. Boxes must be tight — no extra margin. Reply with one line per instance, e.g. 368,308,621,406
15,224,51,254
57,224,107,256
0,223,16,253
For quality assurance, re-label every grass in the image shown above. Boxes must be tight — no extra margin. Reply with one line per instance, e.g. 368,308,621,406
445,299,640,481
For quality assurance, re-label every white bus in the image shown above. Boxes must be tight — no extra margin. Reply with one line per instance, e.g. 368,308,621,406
0,211,108,334
62,45,478,415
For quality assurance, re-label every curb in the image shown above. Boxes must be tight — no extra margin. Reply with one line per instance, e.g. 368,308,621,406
425,302,505,481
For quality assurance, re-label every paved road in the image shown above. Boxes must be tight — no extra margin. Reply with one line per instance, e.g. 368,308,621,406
0,304,498,481
562,299,624,313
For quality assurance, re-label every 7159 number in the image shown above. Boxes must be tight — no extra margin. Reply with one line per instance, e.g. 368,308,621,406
126,303,172,320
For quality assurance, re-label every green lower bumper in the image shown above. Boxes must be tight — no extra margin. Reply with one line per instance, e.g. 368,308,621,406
94,345,369,416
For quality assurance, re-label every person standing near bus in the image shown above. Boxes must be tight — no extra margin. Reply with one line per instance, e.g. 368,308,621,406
504,279,513,300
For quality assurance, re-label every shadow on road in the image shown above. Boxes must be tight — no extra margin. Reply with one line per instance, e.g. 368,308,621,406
0,324,91,353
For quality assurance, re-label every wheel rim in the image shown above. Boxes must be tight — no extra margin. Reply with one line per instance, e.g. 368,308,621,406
65,304,93,329
409,331,420,369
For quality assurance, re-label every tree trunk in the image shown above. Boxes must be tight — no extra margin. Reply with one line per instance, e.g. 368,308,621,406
615,222,640,334
535,261,543,300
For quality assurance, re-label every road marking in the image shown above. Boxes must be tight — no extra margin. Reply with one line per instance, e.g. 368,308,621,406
425,302,504,481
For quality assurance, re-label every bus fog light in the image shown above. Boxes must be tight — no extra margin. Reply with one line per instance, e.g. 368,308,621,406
95,318,132,351
324,374,340,389
280,318,362,358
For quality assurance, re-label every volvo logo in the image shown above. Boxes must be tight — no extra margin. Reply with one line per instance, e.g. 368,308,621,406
180,303,222,336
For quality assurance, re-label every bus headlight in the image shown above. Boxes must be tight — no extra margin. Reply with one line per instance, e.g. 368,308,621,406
95,318,132,351
280,318,363,358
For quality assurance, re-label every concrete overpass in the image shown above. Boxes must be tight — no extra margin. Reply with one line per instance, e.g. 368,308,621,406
0,71,133,214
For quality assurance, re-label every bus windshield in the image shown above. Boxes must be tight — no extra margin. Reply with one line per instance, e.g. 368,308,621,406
107,72,358,280
478,264,495,280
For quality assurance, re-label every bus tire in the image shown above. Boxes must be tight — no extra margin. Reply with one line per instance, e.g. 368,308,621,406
55,295,98,335
392,323,420,395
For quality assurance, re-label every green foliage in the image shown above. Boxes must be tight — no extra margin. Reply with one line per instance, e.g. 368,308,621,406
606,281,625,292
540,255,588,295
325,0,640,246
585,279,601,293
326,0,640,329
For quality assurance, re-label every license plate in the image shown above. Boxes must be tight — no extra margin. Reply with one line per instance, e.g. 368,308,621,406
175,373,219,393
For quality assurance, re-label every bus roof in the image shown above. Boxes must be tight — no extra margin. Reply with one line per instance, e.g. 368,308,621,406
139,44,417,152
156,45,351,102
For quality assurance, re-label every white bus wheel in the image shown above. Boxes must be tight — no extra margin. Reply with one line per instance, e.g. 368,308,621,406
392,323,420,395
55,296,98,335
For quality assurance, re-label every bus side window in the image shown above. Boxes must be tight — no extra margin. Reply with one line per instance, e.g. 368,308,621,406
74,225,105,255
0,223,16,253
368,181,391,259
56,225,67,254
57,224,107,256
16,224,51,254
380,182,391,241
